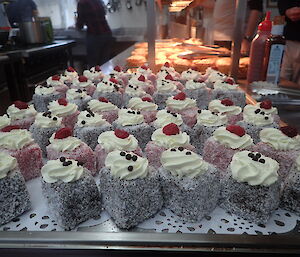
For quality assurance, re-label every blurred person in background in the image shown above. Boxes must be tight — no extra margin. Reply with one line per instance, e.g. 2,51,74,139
278,0,300,86
76,0,113,68
6,0,38,25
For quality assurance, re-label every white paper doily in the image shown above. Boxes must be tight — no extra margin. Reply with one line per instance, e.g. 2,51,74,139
0,177,299,235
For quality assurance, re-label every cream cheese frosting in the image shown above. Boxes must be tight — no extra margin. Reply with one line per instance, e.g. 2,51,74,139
260,128,300,151
161,148,208,179
243,105,273,126
116,108,144,126
213,127,253,150
181,69,200,81
105,150,148,180
128,97,158,111
66,88,91,100
49,134,82,152
0,115,11,129
197,110,227,127
76,111,108,127
230,151,279,186
213,80,238,90
166,96,196,110
87,99,118,112
98,131,138,152
0,152,17,179
48,100,78,117
156,79,177,93
0,129,34,150
151,128,190,148
7,104,37,121
185,80,207,90
41,159,83,183
208,100,241,116
35,85,56,95
154,110,183,128
34,112,62,128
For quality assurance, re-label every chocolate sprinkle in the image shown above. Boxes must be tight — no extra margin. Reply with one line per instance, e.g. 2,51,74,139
81,120,86,125
63,160,72,166
126,154,132,160
59,157,66,162
255,109,260,114
132,155,138,161
53,117,57,121
259,159,265,164
186,152,192,155
171,148,176,152
198,110,202,114
265,117,269,120
178,147,184,151
120,152,126,156
128,166,133,172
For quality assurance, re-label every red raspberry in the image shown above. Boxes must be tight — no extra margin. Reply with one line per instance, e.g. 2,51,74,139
164,62,170,68
163,123,180,136
78,75,88,83
225,77,235,85
114,129,129,139
52,75,60,81
141,64,148,70
54,128,72,139
58,98,68,106
94,65,101,72
226,125,246,137
1,125,20,132
260,99,272,110
13,100,28,110
138,75,146,82
142,97,153,102
165,74,174,81
114,66,122,72
221,99,234,106
173,92,186,101
109,78,119,84
99,97,109,103
280,126,298,138
67,67,75,72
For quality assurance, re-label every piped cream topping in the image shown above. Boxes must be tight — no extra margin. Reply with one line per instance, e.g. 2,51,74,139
156,79,177,93
0,152,17,179
49,134,82,152
128,97,158,111
116,108,144,126
76,111,109,127
197,110,227,127
0,115,11,130
0,129,34,150
181,69,200,81
35,85,56,95
166,96,196,111
48,100,78,117
243,105,273,126
208,100,241,116
34,112,62,128
87,99,118,112
213,80,238,90
185,80,207,90
66,88,90,100
151,128,190,148
7,104,37,121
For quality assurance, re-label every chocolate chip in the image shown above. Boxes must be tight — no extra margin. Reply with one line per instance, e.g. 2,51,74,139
86,114,91,118
137,111,141,115
252,157,259,162
178,147,184,151
77,161,84,166
260,111,265,115
256,153,261,158
171,148,176,152
80,97,83,100
132,155,138,161
265,117,269,120
186,151,192,155
53,117,57,121
63,160,72,166
167,110,170,113
212,112,216,115
255,109,260,114
76,89,82,93
120,152,126,156
59,157,66,162
198,110,202,114
248,153,254,158
129,85,133,88
172,114,177,117
128,165,133,172
126,154,131,160
259,159,265,164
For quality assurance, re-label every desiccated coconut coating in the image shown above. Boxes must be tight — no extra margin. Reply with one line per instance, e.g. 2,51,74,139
33,93,61,113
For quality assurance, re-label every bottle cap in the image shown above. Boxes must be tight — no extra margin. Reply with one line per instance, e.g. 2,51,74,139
258,11,272,32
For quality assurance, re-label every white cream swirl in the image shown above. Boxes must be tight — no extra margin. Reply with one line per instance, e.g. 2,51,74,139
260,128,300,151
154,110,183,128
125,84,147,97
64,70,78,79
105,151,148,180
35,85,56,95
213,127,253,150
185,80,207,90
0,152,17,179
0,115,11,129
156,79,177,93
98,131,138,152
161,148,208,179
116,108,144,126
151,128,190,148
74,78,93,88
87,99,118,112
181,69,200,81
208,100,242,115
96,78,120,93
213,80,238,90
49,134,82,152
46,77,64,87
34,112,62,128
41,159,83,183
83,67,103,80
230,151,279,186
48,100,78,117
166,97,196,111
243,105,273,126
7,104,37,121
0,129,34,150
197,110,227,127
76,111,108,127
128,97,158,111
136,67,153,77
66,88,90,100
206,71,226,83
